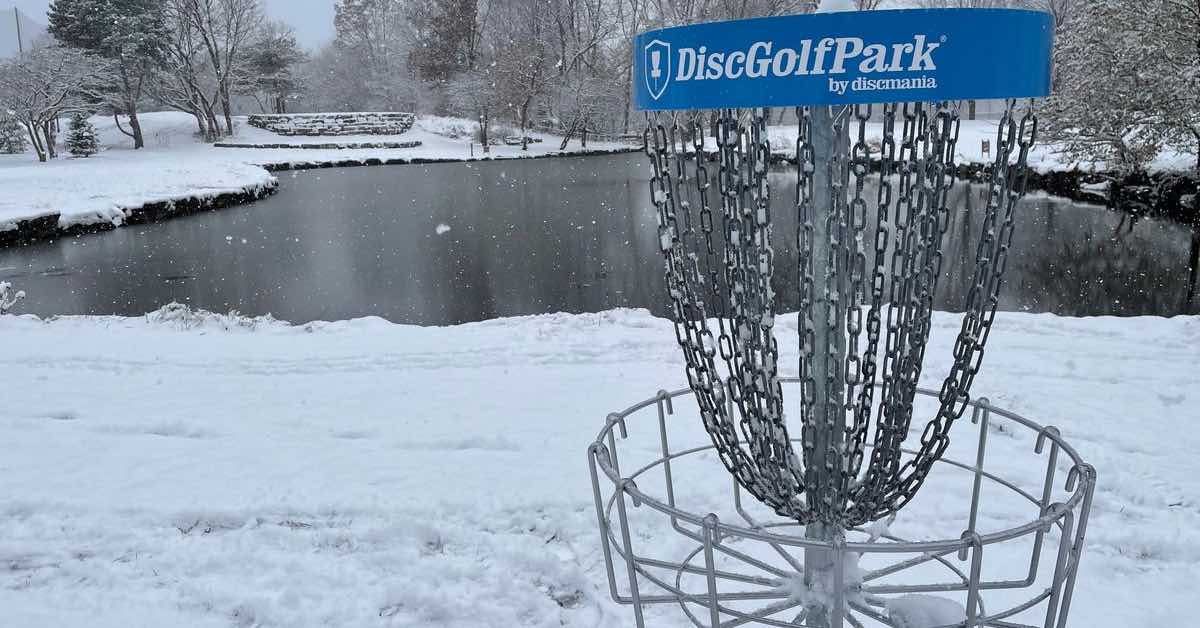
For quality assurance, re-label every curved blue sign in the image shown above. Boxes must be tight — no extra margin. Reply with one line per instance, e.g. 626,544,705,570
633,9,1054,110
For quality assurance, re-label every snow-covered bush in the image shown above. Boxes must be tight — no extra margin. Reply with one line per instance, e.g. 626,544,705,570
144,302,279,331
1044,1,1200,175
67,112,99,158
0,115,26,154
479,124,516,146
0,282,25,315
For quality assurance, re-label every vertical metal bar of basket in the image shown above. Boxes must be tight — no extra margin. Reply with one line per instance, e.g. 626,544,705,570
702,514,722,627
656,392,679,531
967,398,991,535
805,103,847,628
1027,428,1061,584
615,479,646,627
1043,505,1074,628
1057,465,1095,628
588,442,623,602
962,532,984,626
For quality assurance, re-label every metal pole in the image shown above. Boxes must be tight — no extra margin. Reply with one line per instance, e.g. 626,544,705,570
805,103,847,627
14,8,23,56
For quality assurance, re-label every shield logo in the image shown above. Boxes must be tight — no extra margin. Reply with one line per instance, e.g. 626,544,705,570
644,39,672,101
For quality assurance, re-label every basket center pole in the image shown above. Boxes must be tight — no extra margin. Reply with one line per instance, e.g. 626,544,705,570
804,103,847,627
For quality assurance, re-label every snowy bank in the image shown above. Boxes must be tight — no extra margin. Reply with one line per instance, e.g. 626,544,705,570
0,112,638,246
0,305,1196,627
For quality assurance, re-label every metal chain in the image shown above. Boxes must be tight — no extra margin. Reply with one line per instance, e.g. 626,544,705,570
649,100,1037,527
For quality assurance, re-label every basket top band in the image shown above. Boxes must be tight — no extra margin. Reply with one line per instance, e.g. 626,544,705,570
634,8,1054,111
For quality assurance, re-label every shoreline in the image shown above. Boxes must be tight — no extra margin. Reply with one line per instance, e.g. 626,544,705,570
0,180,279,247
2,145,1190,249
0,147,640,248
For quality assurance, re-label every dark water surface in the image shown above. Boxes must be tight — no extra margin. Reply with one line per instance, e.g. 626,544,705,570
1,155,1197,324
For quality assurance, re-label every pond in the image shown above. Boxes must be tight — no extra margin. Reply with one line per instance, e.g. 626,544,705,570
1,154,1197,324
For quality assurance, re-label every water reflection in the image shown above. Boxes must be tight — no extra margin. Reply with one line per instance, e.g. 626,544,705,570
0,155,1195,324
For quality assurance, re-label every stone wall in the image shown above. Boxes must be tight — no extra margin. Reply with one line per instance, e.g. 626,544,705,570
248,113,416,137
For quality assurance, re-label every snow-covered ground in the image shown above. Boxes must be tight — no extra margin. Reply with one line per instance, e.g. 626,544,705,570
1,305,1196,627
0,112,634,232
760,121,1194,174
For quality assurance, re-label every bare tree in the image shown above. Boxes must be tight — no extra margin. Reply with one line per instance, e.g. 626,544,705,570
0,44,98,162
447,66,502,152
153,0,224,141
333,0,421,111
178,0,264,136
489,0,553,149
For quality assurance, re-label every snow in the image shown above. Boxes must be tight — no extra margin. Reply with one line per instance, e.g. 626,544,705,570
816,0,858,12
0,112,635,232
0,113,276,230
887,595,966,628
780,551,866,609
0,304,1197,627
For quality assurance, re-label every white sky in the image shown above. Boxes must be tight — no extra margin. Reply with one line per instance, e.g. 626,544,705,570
8,0,337,50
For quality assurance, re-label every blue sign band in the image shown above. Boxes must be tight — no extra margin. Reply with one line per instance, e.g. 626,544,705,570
634,8,1053,111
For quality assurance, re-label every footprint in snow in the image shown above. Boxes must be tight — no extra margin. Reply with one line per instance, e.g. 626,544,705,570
332,429,376,440
1158,393,1185,406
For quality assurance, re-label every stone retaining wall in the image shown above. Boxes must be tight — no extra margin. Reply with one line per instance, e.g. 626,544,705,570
215,140,422,150
248,113,415,137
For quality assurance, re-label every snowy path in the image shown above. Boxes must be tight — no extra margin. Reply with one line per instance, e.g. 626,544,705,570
1,307,1197,626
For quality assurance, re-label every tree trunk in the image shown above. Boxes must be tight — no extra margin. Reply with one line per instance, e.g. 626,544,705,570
221,90,234,136
23,121,46,162
43,122,57,159
559,117,578,151
1186,227,1200,310
519,97,531,151
479,112,490,154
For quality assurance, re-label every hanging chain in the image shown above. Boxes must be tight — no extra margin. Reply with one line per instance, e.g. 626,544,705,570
649,99,1037,528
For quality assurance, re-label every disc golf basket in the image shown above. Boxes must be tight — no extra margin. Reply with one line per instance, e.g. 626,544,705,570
587,8,1095,628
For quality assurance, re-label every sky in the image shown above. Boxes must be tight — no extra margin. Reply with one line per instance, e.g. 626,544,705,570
6,0,336,50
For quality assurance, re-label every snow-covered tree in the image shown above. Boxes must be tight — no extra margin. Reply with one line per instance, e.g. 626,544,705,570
239,21,307,114
48,0,169,150
490,0,553,150
66,111,99,157
446,65,502,153
176,0,265,136
153,0,223,141
1044,0,1200,175
0,114,27,154
408,0,483,84
0,43,97,162
332,0,421,111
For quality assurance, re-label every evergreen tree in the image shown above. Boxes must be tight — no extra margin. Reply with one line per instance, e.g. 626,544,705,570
0,116,27,155
66,112,99,158
409,0,481,83
48,0,169,150
242,22,307,114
